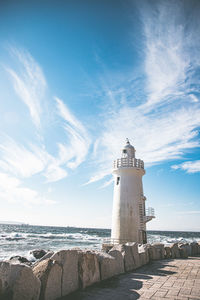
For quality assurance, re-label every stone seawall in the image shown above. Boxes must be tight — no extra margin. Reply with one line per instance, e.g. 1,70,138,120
0,242,200,300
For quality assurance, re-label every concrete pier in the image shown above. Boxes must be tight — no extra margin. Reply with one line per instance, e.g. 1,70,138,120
64,257,200,300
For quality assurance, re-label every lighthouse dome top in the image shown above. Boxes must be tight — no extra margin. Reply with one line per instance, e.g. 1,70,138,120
122,138,136,158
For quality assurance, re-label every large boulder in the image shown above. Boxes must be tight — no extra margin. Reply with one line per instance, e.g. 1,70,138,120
178,244,188,258
101,244,113,253
9,256,31,266
95,251,123,280
198,241,200,255
164,246,171,258
154,243,165,259
51,249,79,296
0,277,2,296
184,243,192,256
147,245,156,260
148,244,165,260
78,250,100,289
33,258,62,300
108,249,124,274
0,261,41,300
129,242,140,269
169,243,180,258
190,242,199,256
138,244,149,266
33,251,54,267
147,245,157,260
31,250,47,260
111,244,136,271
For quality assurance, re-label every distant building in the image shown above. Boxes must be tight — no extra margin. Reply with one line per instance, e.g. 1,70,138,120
111,139,155,244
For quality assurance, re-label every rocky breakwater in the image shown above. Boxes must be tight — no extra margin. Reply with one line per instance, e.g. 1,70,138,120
0,241,200,300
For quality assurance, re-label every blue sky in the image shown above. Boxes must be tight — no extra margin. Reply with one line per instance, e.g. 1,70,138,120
0,0,200,230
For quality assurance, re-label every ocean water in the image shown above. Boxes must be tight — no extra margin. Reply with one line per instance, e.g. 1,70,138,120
0,224,200,261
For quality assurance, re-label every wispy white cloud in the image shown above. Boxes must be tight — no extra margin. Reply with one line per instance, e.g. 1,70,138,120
139,0,200,109
172,160,200,173
55,97,91,169
1,47,91,186
0,172,55,206
0,97,91,185
190,94,199,103
0,136,45,177
0,134,67,183
84,169,111,186
6,47,46,128
89,104,200,182
87,0,200,185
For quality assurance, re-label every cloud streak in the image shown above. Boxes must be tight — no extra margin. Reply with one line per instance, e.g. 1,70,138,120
87,0,200,185
172,160,200,173
55,97,91,170
6,47,46,128
0,134,68,183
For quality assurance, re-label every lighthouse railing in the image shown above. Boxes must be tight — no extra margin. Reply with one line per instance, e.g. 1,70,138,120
146,207,155,217
102,238,137,245
113,158,144,169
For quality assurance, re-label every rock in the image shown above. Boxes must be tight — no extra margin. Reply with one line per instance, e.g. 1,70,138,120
0,261,41,300
9,256,31,266
111,244,136,271
78,250,100,289
9,256,29,263
178,245,188,258
101,244,113,253
138,244,149,266
129,242,140,269
154,243,165,259
108,249,124,274
95,251,122,280
184,243,192,256
148,244,165,260
198,242,200,255
0,277,2,296
31,250,47,260
34,251,54,267
51,249,79,296
33,258,62,300
169,243,180,258
147,245,156,260
164,246,171,258
190,242,198,256
147,245,157,260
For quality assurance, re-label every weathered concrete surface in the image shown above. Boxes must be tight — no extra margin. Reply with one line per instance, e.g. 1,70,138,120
51,250,79,296
170,243,181,259
111,244,137,272
78,251,100,289
138,244,149,266
152,243,165,260
0,261,41,300
96,252,122,281
179,244,189,259
63,257,200,300
33,258,62,300
108,249,124,275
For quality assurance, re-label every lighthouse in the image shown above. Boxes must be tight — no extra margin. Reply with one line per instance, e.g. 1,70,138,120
111,139,155,244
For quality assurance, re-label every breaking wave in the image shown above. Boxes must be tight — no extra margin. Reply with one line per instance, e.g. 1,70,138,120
0,224,200,261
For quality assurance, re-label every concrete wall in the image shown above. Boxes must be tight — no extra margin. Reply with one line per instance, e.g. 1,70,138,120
1,242,200,300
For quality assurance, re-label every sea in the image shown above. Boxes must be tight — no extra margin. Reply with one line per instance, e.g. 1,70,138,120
0,224,200,261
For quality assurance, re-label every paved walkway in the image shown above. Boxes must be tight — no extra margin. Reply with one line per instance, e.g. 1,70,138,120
64,257,200,300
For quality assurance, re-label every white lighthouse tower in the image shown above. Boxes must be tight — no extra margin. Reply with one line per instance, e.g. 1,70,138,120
111,139,155,244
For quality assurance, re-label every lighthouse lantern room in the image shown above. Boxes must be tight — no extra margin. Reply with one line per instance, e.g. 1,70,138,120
111,139,155,244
